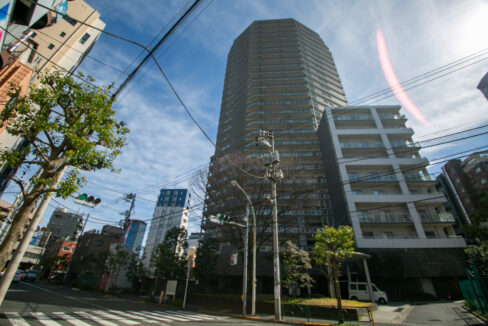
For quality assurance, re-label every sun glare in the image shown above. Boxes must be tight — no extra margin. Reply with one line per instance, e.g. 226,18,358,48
376,29,427,125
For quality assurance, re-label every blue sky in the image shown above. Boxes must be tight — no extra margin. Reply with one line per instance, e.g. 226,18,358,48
6,0,488,240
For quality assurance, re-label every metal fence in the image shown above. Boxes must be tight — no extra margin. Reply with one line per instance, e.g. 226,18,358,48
281,303,374,325
459,266,488,315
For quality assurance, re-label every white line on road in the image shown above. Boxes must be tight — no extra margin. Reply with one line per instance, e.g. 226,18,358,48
92,310,140,325
52,312,92,326
108,310,160,323
166,310,217,320
74,311,119,326
143,310,190,321
163,310,211,321
31,312,63,326
4,312,29,326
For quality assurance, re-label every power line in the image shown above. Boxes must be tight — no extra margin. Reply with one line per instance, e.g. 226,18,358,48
111,0,203,100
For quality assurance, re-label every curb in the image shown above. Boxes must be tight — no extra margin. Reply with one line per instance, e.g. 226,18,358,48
462,304,488,322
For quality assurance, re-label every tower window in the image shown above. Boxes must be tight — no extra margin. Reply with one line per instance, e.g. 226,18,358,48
48,43,55,50
60,31,66,37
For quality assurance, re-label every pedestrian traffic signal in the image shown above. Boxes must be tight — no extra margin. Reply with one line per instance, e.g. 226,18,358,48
230,252,238,265
74,193,101,207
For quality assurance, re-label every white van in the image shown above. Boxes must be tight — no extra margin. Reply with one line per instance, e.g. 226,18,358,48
348,282,388,304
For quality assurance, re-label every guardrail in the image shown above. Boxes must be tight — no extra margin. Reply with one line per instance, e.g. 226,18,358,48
281,303,375,325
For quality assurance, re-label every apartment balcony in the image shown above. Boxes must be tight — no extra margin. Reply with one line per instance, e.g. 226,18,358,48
379,114,407,121
357,236,467,249
357,211,412,224
348,173,397,183
420,212,455,224
333,115,376,129
340,141,384,149
404,173,436,184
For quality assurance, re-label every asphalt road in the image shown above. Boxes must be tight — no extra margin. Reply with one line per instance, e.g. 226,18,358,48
0,282,278,326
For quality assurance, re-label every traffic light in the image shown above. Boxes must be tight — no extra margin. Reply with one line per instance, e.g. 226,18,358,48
208,214,231,225
217,214,231,224
230,252,238,265
74,193,101,207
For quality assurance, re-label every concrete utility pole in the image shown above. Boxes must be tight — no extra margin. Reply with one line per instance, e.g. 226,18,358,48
122,193,136,231
255,130,283,320
231,180,257,316
63,213,90,283
0,166,68,306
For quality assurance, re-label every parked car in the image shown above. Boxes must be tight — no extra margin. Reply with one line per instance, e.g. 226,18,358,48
13,270,25,283
25,270,38,282
348,282,388,304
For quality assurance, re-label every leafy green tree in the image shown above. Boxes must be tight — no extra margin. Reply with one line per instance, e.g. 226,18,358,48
464,194,488,242
465,242,488,275
194,238,219,287
105,249,129,291
0,71,128,271
282,240,313,297
313,226,355,324
150,227,187,296
126,253,147,293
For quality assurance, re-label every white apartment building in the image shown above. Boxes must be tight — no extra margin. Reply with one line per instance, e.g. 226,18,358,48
318,105,466,299
143,189,189,268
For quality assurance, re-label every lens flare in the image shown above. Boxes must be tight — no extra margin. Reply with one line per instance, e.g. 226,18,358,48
377,30,427,124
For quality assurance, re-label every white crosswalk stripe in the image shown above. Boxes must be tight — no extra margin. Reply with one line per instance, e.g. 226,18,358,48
52,312,92,326
143,311,190,322
107,310,159,324
74,311,120,326
91,310,139,325
127,310,174,323
162,311,207,321
2,309,224,325
30,312,63,326
166,310,217,320
4,313,29,326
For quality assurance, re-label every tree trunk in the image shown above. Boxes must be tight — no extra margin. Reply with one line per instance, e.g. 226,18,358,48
0,190,40,270
334,270,344,324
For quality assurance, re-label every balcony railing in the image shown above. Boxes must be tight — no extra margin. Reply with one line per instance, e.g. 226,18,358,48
340,141,384,149
357,211,411,223
333,115,373,121
420,212,455,223
348,174,397,182
404,174,436,182
390,141,420,148
379,114,406,120
362,234,418,239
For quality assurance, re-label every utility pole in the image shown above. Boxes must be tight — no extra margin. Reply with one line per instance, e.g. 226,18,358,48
242,204,249,317
255,130,283,320
121,193,136,231
63,213,90,283
231,180,257,316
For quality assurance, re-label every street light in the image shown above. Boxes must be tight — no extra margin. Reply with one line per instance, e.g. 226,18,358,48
231,180,257,316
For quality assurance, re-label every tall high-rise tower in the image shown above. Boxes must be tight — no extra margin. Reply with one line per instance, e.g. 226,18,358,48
144,189,189,267
205,19,347,260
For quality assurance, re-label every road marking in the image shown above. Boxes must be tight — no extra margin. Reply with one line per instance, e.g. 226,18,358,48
74,311,119,326
164,310,211,320
143,310,191,321
4,312,29,326
128,310,174,323
52,312,92,326
108,310,159,323
168,310,218,320
92,310,139,325
31,312,62,326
